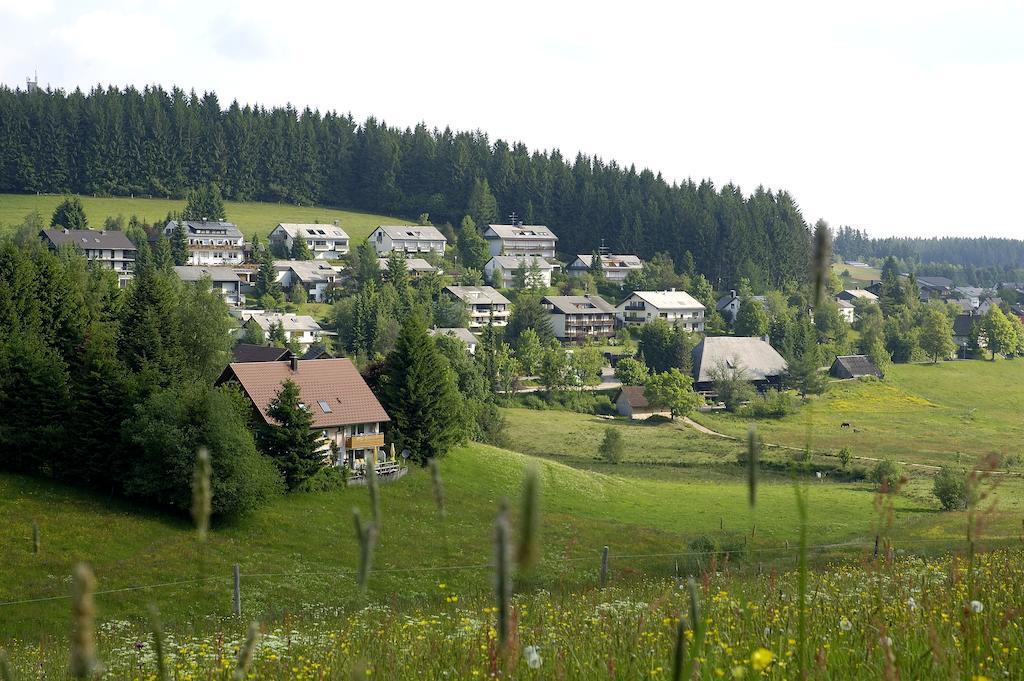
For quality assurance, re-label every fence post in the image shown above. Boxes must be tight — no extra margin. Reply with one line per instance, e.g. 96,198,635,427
232,564,241,616
599,546,609,589
873,535,879,561
32,522,39,554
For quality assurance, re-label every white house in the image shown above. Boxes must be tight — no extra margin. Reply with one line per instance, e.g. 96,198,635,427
837,298,856,323
377,257,437,276
164,220,245,266
269,223,349,259
541,295,617,341
483,224,558,258
239,312,324,350
443,286,511,329
173,265,245,307
484,255,555,289
567,254,643,282
274,260,343,303
40,228,137,288
369,225,447,257
616,290,705,331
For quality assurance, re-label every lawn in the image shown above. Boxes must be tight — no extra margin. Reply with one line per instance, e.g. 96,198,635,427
832,260,880,283
690,360,1024,468
0,193,404,243
2,442,923,642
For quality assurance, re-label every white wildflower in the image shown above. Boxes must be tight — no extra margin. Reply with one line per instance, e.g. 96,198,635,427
969,600,984,614
523,645,543,669
839,617,853,632
906,597,917,611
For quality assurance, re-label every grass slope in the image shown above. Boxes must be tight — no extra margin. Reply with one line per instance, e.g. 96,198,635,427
832,260,881,283
0,193,405,243
3,443,902,641
691,361,1024,467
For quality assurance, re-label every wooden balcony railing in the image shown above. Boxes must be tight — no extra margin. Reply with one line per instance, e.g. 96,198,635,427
347,433,385,449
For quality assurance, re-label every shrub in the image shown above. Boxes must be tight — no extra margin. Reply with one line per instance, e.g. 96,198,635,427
519,394,548,410
871,459,904,492
296,466,347,493
933,466,968,511
838,447,852,469
740,391,797,418
598,427,625,464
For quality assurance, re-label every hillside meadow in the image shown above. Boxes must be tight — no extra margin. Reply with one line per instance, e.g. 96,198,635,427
0,193,404,243
690,360,1024,468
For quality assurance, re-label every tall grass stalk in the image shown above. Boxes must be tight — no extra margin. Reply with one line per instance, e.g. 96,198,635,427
31,522,39,554
366,462,381,530
429,458,450,558
147,605,167,681
353,508,377,593
191,448,212,542
0,649,13,681
746,427,759,509
69,563,98,679
494,500,511,649
232,621,259,681
516,465,540,572
671,577,705,681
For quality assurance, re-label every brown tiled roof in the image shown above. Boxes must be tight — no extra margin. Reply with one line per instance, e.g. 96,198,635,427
616,385,649,408
219,358,389,427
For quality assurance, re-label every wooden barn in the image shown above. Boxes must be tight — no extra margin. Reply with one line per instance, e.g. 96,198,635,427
829,355,883,380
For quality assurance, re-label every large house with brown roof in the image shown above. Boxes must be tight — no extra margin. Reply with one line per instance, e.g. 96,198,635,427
217,358,393,475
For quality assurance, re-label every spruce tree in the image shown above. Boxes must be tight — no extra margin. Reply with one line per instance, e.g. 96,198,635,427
380,313,467,464
258,379,324,490
50,196,88,230
590,250,604,280
170,220,189,266
385,250,410,291
457,215,490,270
290,233,313,260
505,294,555,348
183,182,227,221
466,177,498,228
152,233,174,272
353,240,381,287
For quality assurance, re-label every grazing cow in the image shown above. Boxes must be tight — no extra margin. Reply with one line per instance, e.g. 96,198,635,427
840,422,851,429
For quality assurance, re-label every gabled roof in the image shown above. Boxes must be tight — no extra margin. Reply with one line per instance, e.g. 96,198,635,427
839,289,879,301
373,225,447,241
274,260,342,283
164,220,242,239
616,385,649,408
953,313,980,336
485,255,557,270
485,224,558,240
377,257,436,272
429,327,478,347
242,313,323,333
174,265,242,283
572,254,643,269
444,285,510,305
955,286,985,298
232,343,293,363
715,293,739,311
692,337,788,384
301,344,334,360
218,358,389,428
917,276,954,290
626,290,705,311
274,223,349,240
542,295,615,315
830,355,883,379
41,228,136,250
836,299,855,309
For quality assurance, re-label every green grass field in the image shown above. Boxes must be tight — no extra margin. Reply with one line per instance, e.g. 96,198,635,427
832,260,880,283
0,193,404,243
691,361,1024,467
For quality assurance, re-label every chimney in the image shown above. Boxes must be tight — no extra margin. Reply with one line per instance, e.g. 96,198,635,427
670,287,676,292
730,289,737,298
290,356,299,372
63,228,69,234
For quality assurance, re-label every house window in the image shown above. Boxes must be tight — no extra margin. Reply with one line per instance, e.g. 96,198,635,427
318,400,332,414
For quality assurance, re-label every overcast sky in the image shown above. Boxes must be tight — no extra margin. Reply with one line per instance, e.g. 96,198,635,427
2,0,1022,239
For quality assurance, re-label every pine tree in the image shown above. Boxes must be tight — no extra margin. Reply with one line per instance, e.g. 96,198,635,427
118,266,183,394
467,177,498,228
380,313,467,464
505,294,555,348
590,250,604,280
170,220,189,266
50,196,88,229
182,182,227,221
290,233,313,260
258,379,323,490
457,215,490,270
384,250,410,291
152,233,173,272
353,240,381,287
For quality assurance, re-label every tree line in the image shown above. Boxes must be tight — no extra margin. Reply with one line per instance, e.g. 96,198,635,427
834,227,1024,286
0,84,812,289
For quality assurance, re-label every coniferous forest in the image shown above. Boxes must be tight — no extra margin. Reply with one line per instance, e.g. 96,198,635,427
0,84,812,288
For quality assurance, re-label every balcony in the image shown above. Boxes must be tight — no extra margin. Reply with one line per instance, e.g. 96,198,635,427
348,433,385,449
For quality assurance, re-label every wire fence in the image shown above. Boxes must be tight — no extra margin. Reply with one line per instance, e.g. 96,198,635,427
2,533,1019,610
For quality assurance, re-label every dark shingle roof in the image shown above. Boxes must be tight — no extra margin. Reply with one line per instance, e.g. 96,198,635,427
953,313,980,336
41,228,136,250
830,355,883,379
232,344,293,363
692,337,788,384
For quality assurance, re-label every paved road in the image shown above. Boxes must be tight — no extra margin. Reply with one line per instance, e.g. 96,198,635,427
511,367,622,394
